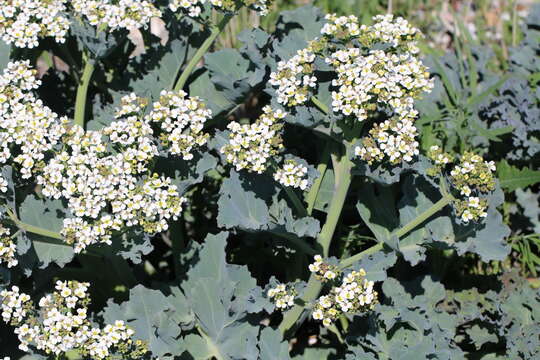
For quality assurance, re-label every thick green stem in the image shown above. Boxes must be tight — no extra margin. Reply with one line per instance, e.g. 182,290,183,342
319,154,353,257
279,150,353,335
394,193,454,238
305,142,331,215
173,14,233,91
339,193,455,269
74,52,95,129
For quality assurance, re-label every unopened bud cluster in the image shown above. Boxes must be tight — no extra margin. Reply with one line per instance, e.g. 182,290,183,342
308,255,340,281
274,159,310,190
312,268,378,327
0,281,147,358
0,0,70,48
428,148,496,223
221,106,285,173
0,225,17,268
267,283,296,310
450,152,496,223
427,145,454,175
150,90,211,160
169,0,270,17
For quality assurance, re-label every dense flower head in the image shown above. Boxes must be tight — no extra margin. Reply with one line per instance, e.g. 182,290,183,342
149,90,211,160
267,283,295,310
312,268,378,327
72,0,161,31
169,0,271,17
0,224,17,268
38,93,185,252
273,158,310,190
450,152,496,223
0,0,70,48
355,113,419,164
0,281,147,358
269,13,432,166
327,48,431,121
308,255,340,282
269,48,316,107
0,61,68,179
220,106,285,173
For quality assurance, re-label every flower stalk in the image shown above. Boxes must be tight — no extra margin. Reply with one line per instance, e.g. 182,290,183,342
279,145,353,335
338,192,455,270
173,14,233,91
73,51,95,129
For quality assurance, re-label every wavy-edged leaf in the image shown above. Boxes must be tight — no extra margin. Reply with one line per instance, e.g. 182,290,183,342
101,285,185,358
497,159,540,191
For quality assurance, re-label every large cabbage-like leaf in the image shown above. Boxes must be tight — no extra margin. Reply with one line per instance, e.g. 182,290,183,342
101,285,185,358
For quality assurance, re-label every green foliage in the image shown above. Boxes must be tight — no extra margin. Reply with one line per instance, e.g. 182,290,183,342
0,2,538,360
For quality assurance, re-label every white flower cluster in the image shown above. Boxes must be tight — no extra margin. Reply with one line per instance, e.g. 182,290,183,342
0,61,67,179
321,14,361,39
0,281,147,358
273,159,309,190
267,283,295,310
450,152,496,223
354,114,419,164
312,269,377,327
308,255,339,281
220,106,285,173
269,13,433,166
368,14,421,51
269,48,316,107
327,48,431,121
72,0,161,31
38,94,185,252
0,225,17,268
0,0,70,48
169,0,270,17
1,286,31,325
149,90,211,160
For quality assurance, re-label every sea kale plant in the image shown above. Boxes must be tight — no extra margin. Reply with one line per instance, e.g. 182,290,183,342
0,1,538,359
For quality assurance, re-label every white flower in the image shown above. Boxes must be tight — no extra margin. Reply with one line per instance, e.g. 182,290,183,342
273,159,311,190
